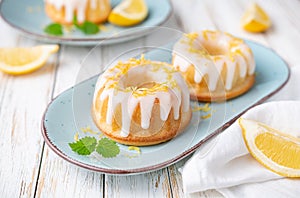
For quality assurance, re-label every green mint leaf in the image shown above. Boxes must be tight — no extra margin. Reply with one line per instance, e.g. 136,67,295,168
44,23,63,36
69,137,97,155
96,138,120,158
76,21,99,35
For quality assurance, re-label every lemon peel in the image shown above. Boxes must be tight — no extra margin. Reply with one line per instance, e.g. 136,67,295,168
0,45,59,75
108,0,148,27
239,118,300,177
241,3,271,33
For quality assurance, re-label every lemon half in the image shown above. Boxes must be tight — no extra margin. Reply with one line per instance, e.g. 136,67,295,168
0,45,59,75
239,118,300,177
108,0,148,27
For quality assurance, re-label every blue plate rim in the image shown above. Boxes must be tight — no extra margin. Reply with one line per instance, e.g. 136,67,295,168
41,40,291,175
0,0,173,45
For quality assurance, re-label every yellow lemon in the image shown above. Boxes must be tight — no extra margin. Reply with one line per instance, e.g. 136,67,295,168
0,45,59,75
241,3,271,33
108,0,148,27
239,118,300,177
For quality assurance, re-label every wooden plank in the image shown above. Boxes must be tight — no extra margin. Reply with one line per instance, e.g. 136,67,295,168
36,150,105,197
209,0,300,66
204,0,268,44
0,19,22,47
256,0,300,66
105,169,172,198
35,45,106,197
171,0,217,32
0,19,57,197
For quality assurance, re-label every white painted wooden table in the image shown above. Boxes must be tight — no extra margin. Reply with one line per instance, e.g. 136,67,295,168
1,0,300,197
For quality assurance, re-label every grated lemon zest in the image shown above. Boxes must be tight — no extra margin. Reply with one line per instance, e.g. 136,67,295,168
201,113,212,119
131,83,169,97
103,55,178,97
202,30,218,40
184,32,210,58
185,32,199,40
192,103,211,112
74,132,79,141
80,126,98,134
213,56,223,61
128,146,141,154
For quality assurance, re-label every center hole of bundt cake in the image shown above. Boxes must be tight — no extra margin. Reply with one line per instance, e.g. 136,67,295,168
137,82,157,89
202,43,227,56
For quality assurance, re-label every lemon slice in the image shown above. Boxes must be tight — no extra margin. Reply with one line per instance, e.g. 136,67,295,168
108,0,148,27
0,45,59,75
239,118,300,177
241,3,271,33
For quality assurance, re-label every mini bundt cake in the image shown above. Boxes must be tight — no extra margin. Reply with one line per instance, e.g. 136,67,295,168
92,56,192,146
172,30,256,102
45,0,111,24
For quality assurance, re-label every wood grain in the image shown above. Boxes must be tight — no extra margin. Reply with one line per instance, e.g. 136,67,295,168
105,170,172,198
0,20,57,197
1,0,300,197
35,45,105,198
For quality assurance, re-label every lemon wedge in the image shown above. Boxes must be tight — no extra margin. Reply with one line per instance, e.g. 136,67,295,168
108,0,148,27
239,118,300,177
241,3,271,33
0,45,59,75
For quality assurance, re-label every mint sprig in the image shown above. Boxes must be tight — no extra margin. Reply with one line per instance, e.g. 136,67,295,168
69,136,97,155
44,23,63,36
69,137,120,158
44,17,99,36
75,21,99,35
96,138,120,158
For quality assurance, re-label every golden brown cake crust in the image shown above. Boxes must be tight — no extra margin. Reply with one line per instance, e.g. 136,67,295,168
173,55,256,102
92,111,192,146
190,74,255,102
45,1,111,25
92,57,192,146
92,90,192,146
172,31,256,102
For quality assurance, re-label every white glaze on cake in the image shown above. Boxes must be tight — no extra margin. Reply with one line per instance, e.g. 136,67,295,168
45,0,99,23
93,57,190,137
173,31,255,91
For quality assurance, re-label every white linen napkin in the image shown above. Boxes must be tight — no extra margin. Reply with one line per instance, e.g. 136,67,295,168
182,66,300,197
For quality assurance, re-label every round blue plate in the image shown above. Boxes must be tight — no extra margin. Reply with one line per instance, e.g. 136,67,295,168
0,0,172,45
42,41,289,175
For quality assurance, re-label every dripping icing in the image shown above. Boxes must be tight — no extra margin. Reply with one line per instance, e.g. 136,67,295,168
93,57,190,137
45,0,100,23
173,31,256,91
